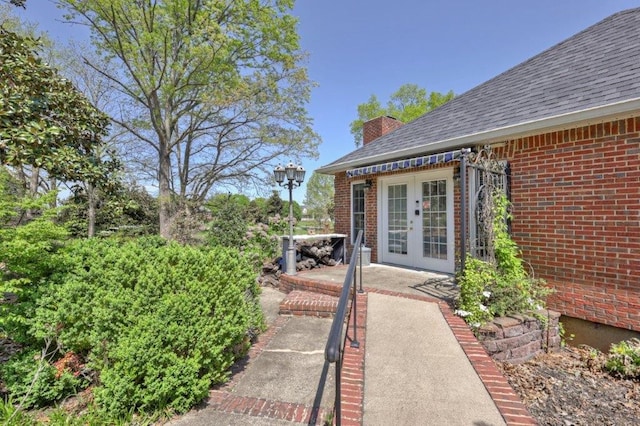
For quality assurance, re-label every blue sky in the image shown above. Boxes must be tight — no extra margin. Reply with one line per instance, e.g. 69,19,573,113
15,0,640,202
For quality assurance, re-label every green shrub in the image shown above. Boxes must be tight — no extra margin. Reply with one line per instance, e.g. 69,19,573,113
455,258,495,325
27,237,264,417
0,170,69,345
605,338,640,379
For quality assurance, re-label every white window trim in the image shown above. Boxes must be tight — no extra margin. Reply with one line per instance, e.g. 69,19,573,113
350,180,366,245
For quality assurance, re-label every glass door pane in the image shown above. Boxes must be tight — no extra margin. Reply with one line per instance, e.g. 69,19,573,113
422,180,447,259
387,184,407,255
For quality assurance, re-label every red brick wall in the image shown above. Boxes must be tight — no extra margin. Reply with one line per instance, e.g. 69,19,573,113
332,115,640,331
506,117,640,331
333,173,378,260
363,116,404,145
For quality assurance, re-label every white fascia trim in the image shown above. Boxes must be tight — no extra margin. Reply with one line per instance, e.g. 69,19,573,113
317,98,640,174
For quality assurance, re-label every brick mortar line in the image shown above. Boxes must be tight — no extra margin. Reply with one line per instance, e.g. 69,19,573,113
338,291,368,425
208,391,331,424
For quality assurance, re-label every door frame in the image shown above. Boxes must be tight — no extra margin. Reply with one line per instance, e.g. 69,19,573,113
377,169,455,273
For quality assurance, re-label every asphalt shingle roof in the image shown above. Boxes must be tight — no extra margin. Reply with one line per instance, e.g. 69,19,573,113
322,8,640,172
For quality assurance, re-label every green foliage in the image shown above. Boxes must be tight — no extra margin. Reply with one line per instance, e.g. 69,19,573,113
456,194,551,327
0,168,69,344
282,200,302,222
265,190,284,218
207,195,250,248
30,238,264,416
0,396,37,426
304,172,334,223
206,193,287,267
350,83,454,147
0,396,151,426
605,338,640,379
1,348,85,409
0,28,116,187
242,220,284,268
455,257,495,325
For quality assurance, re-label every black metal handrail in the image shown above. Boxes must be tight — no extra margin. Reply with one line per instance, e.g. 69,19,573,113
324,229,363,425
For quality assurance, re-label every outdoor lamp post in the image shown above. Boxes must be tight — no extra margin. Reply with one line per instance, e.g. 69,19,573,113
274,162,306,275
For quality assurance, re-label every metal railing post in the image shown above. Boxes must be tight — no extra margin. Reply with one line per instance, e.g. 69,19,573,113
335,358,341,426
350,253,359,348
324,230,363,425
358,241,364,293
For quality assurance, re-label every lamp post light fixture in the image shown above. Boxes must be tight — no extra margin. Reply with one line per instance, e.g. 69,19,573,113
274,162,306,275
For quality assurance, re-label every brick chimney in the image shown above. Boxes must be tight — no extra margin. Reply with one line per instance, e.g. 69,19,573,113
362,116,403,145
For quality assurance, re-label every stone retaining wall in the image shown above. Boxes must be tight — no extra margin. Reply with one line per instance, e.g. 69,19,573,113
476,310,562,364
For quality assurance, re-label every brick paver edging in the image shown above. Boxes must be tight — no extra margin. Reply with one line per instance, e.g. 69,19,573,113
440,303,537,425
364,287,538,426
335,291,368,426
205,314,331,424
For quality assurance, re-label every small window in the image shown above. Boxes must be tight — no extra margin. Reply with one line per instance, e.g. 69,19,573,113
352,182,365,244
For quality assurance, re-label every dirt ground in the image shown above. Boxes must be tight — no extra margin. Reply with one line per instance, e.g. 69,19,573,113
498,345,640,426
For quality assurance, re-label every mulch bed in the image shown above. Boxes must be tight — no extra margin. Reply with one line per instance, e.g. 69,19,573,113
497,345,640,426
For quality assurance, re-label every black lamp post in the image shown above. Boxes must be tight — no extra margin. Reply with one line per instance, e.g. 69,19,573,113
274,162,306,275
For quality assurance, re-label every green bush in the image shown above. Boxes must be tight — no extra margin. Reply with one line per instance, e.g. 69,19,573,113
24,237,264,417
455,257,495,325
605,338,640,379
0,169,69,345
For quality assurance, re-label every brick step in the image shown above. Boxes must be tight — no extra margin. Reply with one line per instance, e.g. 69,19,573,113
279,290,340,318
279,274,343,298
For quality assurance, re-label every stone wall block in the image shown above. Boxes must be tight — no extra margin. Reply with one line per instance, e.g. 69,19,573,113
478,310,562,363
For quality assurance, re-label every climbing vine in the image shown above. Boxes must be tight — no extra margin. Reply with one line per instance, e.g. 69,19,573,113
456,194,552,327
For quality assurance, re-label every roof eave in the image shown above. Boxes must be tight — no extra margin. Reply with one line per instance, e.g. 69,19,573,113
317,97,640,174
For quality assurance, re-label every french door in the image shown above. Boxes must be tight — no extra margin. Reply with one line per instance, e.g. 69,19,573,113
380,170,454,273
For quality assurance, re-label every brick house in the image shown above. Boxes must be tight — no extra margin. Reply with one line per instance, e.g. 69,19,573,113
317,8,640,331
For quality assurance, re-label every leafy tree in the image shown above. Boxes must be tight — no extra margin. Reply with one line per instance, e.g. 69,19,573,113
265,190,284,218
0,28,116,188
57,0,320,238
207,195,251,249
304,171,334,222
282,200,302,222
350,83,454,147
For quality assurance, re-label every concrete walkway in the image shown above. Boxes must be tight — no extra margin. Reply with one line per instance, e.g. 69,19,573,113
168,266,535,425
363,293,505,425
168,287,335,425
